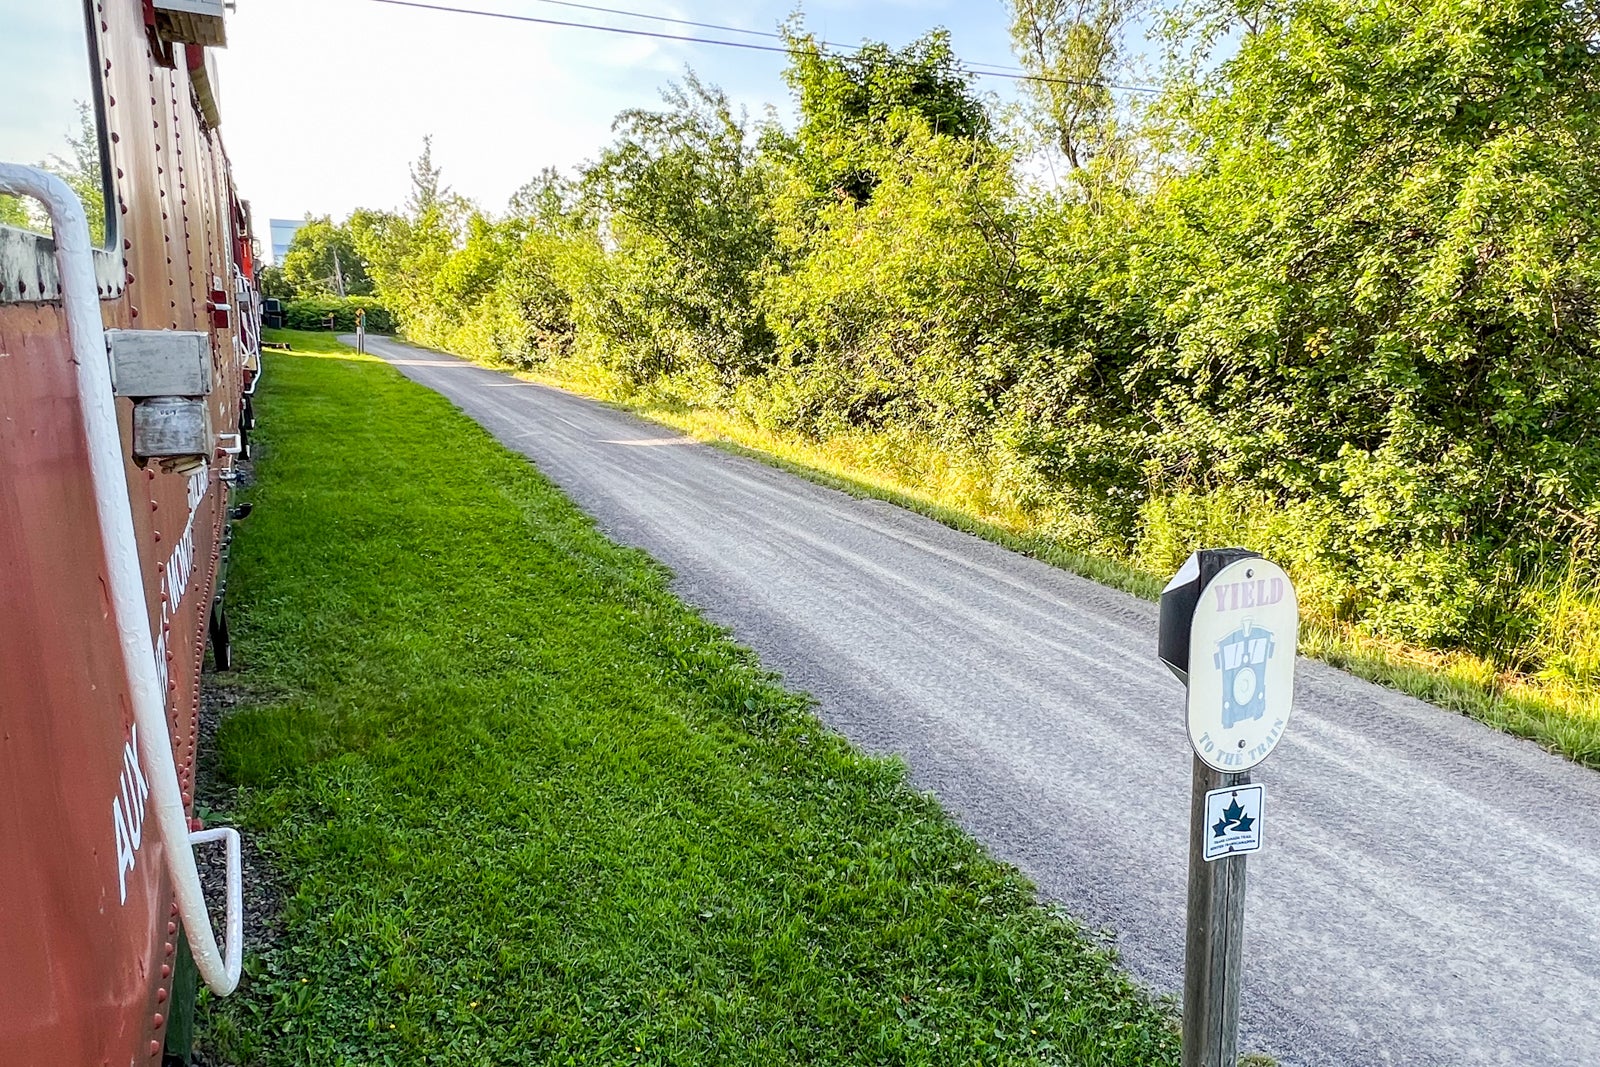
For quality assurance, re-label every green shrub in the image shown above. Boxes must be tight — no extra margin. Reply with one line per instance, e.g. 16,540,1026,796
281,296,396,334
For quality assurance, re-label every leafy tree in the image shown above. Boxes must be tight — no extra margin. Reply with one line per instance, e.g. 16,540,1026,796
281,216,372,297
2,103,105,240
350,138,472,338
1023,0,1600,645
508,167,587,234
1007,0,1139,173
780,26,989,203
759,115,1026,441
256,263,293,300
41,102,106,245
0,195,31,230
406,134,450,218
580,72,776,383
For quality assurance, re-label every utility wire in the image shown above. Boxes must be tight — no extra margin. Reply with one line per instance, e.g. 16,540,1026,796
359,0,1164,94
512,0,1032,75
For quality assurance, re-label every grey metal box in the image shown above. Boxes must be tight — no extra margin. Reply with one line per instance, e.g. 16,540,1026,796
107,330,212,398
132,397,213,459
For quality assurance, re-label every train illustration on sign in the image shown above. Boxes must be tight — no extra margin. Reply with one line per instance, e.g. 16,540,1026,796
1,2,258,1063
1215,622,1276,729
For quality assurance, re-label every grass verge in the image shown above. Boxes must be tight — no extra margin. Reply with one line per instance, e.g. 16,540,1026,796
474,356,1600,770
200,329,1179,1065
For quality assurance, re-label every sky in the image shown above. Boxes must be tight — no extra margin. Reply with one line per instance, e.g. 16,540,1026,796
4,4,104,170
211,0,1037,234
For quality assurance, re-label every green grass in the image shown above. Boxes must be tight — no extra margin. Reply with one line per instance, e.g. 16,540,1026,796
200,329,1179,1065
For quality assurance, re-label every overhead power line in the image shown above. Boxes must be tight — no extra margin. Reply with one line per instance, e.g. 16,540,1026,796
518,0,1030,69
510,0,1032,72
358,0,1163,94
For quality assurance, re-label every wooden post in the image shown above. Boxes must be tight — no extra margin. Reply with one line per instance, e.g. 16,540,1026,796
1182,755,1250,1067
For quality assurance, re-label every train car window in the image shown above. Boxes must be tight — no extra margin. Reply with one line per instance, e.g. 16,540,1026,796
0,0,112,247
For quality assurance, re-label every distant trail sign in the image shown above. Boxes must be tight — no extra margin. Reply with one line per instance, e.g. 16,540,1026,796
1185,557,1299,773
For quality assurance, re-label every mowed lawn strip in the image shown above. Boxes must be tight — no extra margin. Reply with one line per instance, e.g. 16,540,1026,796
201,330,1179,1066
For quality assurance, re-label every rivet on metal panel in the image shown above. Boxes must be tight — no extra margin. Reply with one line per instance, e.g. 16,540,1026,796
152,1013,165,1029
130,307,139,319
157,987,169,1003
111,131,119,143
164,942,175,958
160,964,171,979
150,1041,161,1057
168,921,177,936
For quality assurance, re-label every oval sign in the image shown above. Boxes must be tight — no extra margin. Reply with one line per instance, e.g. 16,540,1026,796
1186,557,1299,772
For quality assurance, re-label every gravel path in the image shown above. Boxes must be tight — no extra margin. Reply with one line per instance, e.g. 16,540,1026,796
355,336,1600,1067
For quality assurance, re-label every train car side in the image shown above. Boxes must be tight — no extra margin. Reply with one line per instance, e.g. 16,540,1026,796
0,2,255,1064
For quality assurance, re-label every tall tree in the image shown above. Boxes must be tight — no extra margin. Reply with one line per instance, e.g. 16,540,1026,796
582,72,775,380
281,216,372,297
1007,0,1139,172
406,135,449,217
781,26,989,203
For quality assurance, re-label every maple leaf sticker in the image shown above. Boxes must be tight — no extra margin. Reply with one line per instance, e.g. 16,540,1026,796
1202,784,1265,861
1213,795,1252,837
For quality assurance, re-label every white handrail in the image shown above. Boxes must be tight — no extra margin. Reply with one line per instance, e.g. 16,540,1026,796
189,827,243,982
0,162,242,996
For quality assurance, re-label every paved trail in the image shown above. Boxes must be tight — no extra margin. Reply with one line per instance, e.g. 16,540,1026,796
356,336,1600,1067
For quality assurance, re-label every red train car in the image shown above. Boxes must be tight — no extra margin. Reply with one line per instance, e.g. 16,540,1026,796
1,2,257,1064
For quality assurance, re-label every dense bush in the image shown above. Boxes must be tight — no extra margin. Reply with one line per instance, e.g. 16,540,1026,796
334,1,1600,684
282,296,396,334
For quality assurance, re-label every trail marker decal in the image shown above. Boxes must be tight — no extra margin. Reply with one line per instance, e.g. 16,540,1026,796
1203,784,1264,862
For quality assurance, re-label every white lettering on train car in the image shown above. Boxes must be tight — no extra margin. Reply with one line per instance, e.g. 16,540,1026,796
152,470,211,699
112,724,151,904
121,470,211,901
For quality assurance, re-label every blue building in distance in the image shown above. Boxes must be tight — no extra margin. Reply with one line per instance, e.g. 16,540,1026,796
268,218,305,264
